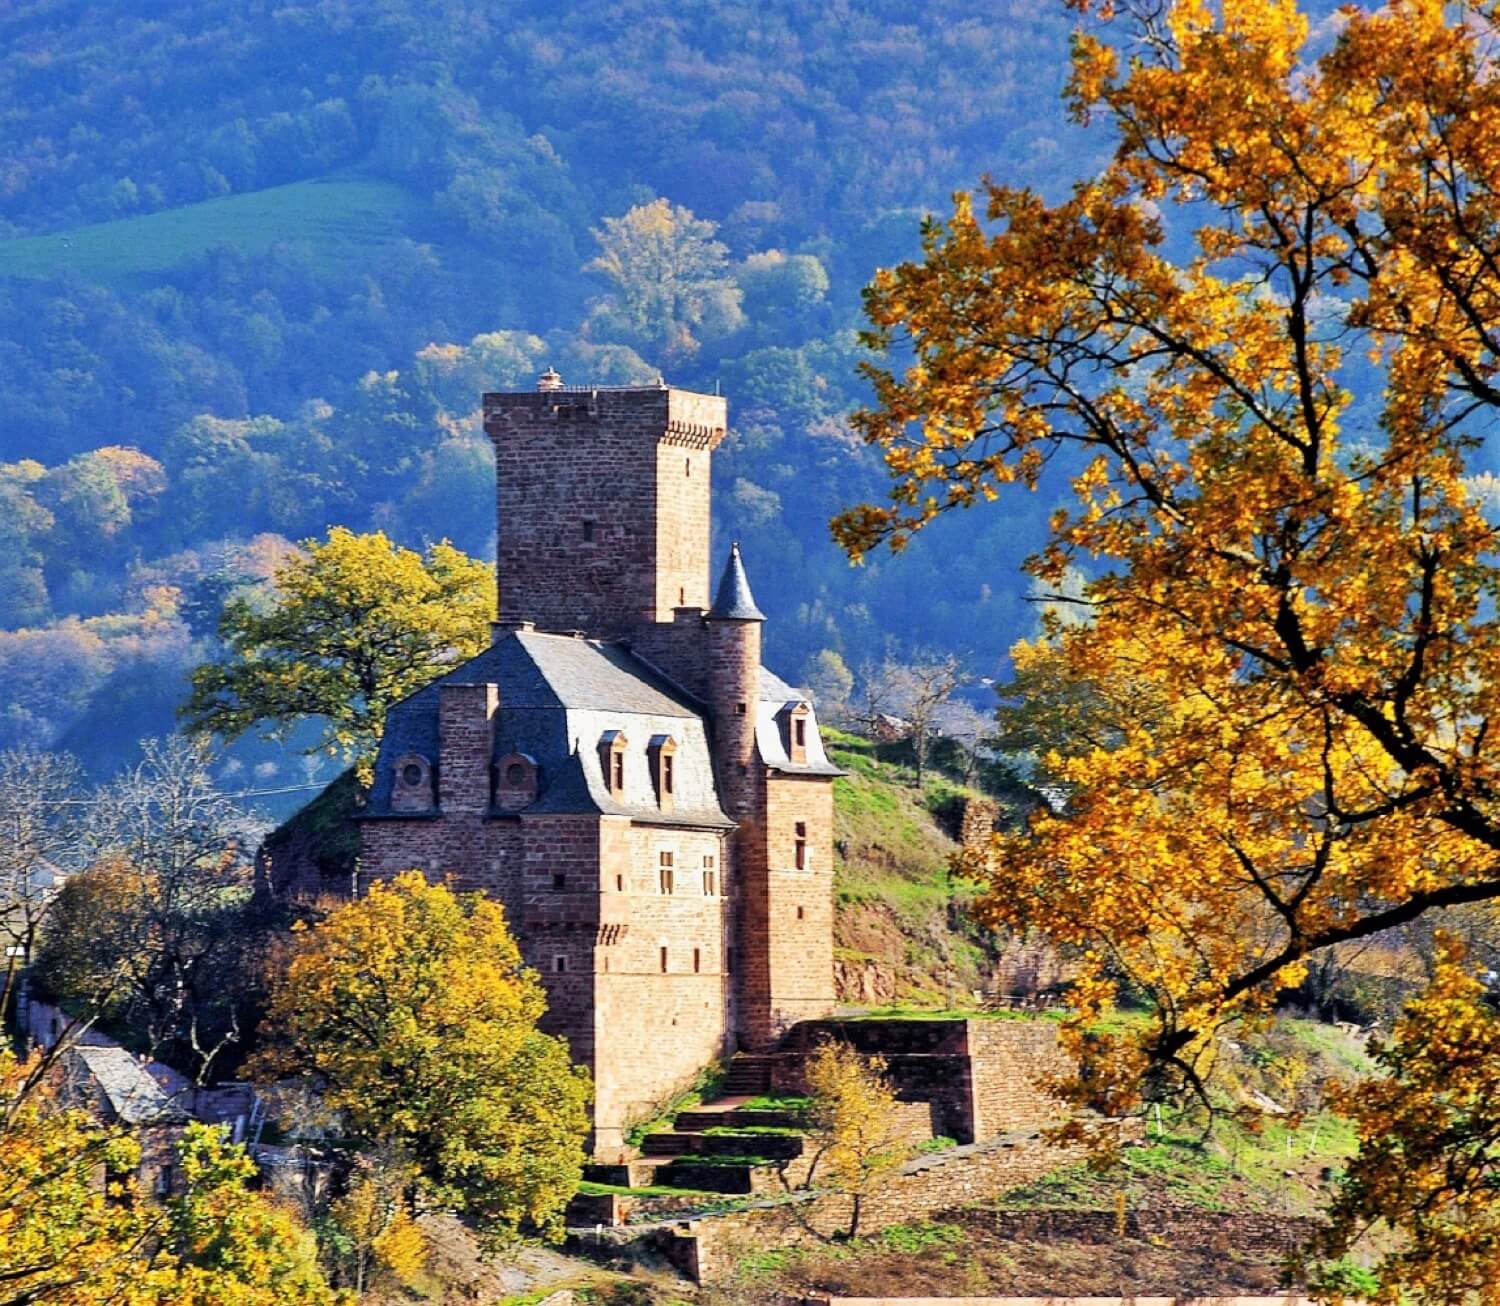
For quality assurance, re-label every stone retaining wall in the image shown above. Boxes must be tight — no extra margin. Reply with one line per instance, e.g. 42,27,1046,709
632,1123,1130,1282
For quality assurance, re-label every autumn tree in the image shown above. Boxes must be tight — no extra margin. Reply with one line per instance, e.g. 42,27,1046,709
0,1046,343,1305
1319,935,1500,1304
797,1040,911,1240
183,527,493,776
832,0,1500,1292
325,1153,428,1297
585,198,745,362
31,739,265,1082
251,871,590,1248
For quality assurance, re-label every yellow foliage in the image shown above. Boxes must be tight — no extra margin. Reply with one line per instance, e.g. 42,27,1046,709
252,871,591,1247
833,0,1500,1293
0,1049,343,1305
802,1041,911,1238
1316,935,1500,1303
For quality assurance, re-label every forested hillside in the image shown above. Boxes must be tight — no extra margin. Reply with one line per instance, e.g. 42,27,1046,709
0,0,1096,775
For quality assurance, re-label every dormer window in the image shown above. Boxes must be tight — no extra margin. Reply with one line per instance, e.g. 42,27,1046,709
599,730,628,799
494,752,538,811
391,753,434,813
780,701,812,764
648,735,677,812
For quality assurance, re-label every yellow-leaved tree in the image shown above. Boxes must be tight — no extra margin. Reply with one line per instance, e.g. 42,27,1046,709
833,0,1500,1296
251,871,591,1249
0,1047,344,1305
182,527,493,778
799,1041,911,1240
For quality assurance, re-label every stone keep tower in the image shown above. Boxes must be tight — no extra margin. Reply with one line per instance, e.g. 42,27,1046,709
482,373,728,638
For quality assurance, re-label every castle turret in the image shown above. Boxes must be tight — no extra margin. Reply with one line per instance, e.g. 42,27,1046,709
707,543,764,824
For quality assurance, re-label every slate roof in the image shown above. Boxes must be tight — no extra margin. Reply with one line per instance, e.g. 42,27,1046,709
69,1046,190,1126
707,543,766,621
366,624,840,818
367,630,731,825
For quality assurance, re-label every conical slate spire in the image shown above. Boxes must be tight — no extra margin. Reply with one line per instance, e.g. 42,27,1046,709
708,542,765,620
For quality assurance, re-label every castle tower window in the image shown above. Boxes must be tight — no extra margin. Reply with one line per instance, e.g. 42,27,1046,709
795,821,808,870
648,735,677,811
658,850,674,894
797,906,806,920
598,730,628,799
685,456,691,478
583,520,595,542
660,946,669,973
780,701,812,764
616,874,624,892
553,873,566,892
693,947,701,973
554,955,568,973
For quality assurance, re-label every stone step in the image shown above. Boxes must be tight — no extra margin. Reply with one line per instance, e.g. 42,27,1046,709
674,1106,806,1132
653,1160,759,1194
581,1160,658,1188
642,1129,806,1160
640,1132,698,1157
721,1055,774,1094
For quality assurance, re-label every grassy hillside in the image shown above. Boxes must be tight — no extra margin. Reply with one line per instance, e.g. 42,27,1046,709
0,176,427,288
824,727,1018,1007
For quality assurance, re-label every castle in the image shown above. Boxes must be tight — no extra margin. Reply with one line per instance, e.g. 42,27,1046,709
358,372,839,1155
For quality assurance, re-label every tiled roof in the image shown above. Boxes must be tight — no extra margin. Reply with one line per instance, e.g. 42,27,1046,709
70,1046,190,1126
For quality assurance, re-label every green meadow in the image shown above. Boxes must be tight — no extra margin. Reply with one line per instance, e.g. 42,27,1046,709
0,176,425,286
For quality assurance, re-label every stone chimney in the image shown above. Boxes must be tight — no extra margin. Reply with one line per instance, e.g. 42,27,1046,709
438,682,498,814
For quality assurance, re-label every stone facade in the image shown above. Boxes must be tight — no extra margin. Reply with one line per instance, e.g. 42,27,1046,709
774,1018,1070,1146
357,376,840,1155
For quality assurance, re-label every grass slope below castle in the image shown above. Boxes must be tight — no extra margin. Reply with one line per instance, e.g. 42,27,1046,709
825,727,1016,1008
0,174,427,288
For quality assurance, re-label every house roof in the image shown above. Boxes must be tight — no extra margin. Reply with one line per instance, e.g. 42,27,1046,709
367,631,732,825
69,1046,190,1126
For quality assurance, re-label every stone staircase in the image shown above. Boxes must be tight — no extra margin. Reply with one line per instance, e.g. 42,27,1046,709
719,1052,776,1096
634,1090,812,1193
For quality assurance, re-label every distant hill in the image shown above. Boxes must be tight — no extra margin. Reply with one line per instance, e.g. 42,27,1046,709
0,0,1111,769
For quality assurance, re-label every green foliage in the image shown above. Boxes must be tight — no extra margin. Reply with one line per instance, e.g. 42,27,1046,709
183,527,494,775
0,0,1095,774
